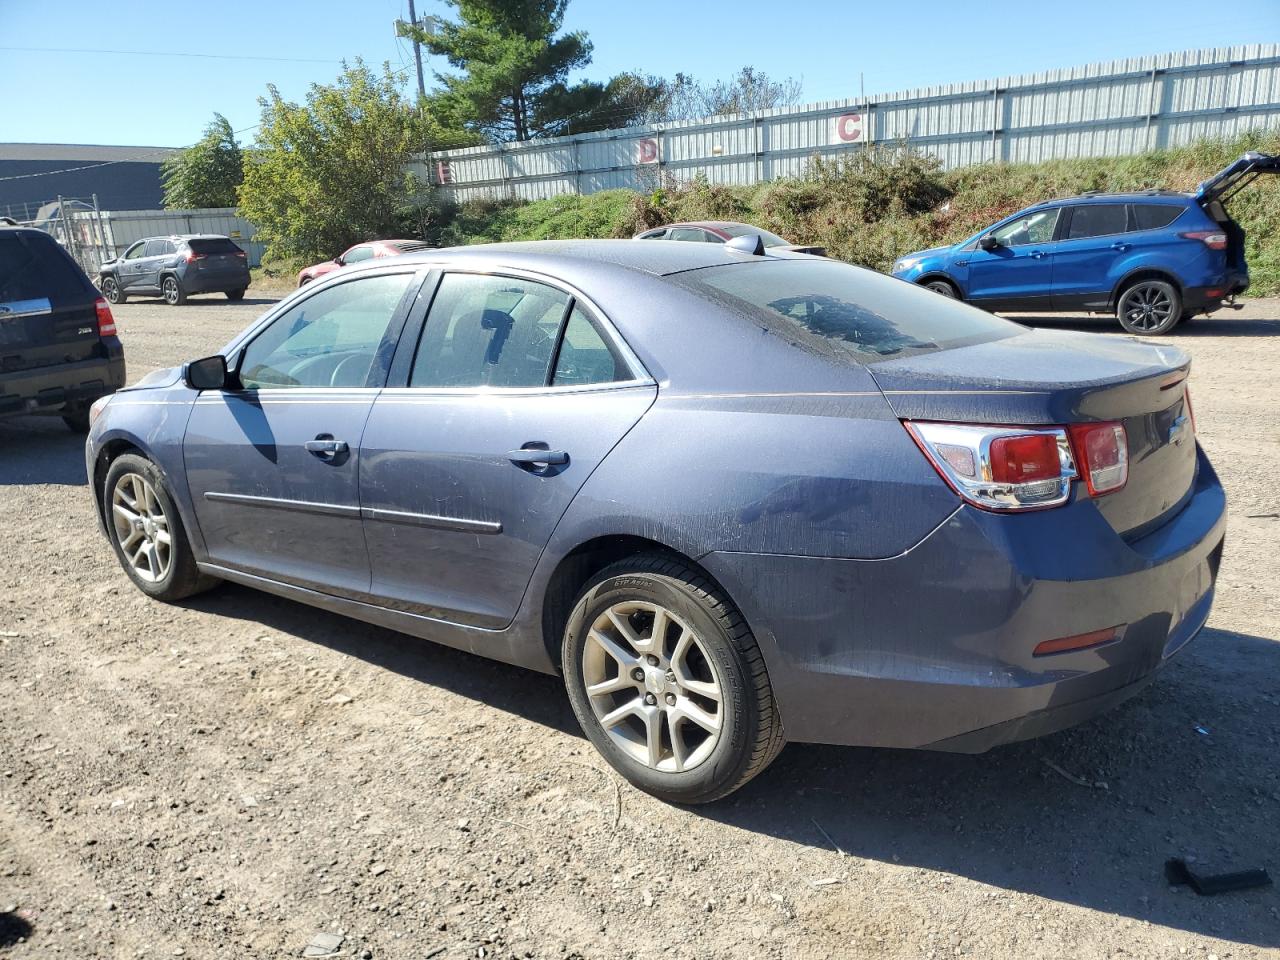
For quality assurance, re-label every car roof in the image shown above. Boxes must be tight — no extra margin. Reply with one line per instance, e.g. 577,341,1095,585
387,238,794,277
132,234,232,242
1036,191,1192,207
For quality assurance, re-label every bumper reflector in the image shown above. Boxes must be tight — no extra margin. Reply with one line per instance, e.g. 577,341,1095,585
1033,625,1125,657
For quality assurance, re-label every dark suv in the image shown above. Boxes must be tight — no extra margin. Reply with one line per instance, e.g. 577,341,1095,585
892,151,1277,335
99,234,250,306
1,226,125,431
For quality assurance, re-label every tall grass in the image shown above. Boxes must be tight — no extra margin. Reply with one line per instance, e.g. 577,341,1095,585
429,131,1280,295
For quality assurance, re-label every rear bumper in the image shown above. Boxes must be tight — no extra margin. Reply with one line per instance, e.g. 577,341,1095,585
702,447,1226,750
183,269,251,294
1184,278,1248,313
0,349,126,418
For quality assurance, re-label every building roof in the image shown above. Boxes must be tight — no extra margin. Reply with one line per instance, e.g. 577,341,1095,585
0,143,181,162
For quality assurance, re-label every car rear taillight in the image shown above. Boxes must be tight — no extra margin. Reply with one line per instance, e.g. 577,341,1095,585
1067,422,1128,496
234,250,247,259
94,297,117,337
1179,230,1228,250
905,422,1075,511
907,419,1131,511
1185,388,1196,433
184,251,207,263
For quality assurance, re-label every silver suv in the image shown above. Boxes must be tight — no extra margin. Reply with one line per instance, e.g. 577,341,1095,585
98,234,250,306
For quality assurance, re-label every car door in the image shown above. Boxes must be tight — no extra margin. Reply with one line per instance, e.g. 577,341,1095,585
139,239,174,291
964,208,1060,310
359,269,656,629
117,241,148,291
183,267,425,598
1047,202,1132,310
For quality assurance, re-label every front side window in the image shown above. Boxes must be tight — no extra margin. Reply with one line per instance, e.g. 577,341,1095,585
123,242,147,260
672,258,1018,363
669,227,715,243
238,273,413,390
991,209,1059,246
411,274,571,388
1065,204,1129,239
343,245,376,264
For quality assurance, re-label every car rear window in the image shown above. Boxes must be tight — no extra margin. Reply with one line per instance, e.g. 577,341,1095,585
187,237,241,255
0,230,94,306
671,259,1018,362
1131,204,1184,230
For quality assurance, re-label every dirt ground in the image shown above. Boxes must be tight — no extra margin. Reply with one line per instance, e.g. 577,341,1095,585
1,291,1278,960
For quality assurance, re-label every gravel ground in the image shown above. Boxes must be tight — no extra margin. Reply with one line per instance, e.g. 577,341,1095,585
1,294,1278,959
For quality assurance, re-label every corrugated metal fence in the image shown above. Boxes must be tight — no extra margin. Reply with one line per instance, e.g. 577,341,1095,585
426,44,1280,203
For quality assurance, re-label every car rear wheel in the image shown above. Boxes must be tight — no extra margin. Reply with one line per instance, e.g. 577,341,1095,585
1117,280,1181,335
923,279,958,298
562,554,784,804
226,288,246,301
62,407,91,433
100,276,126,304
161,276,186,306
103,454,218,601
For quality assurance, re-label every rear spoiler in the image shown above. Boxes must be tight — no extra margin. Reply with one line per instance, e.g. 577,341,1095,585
1194,151,1280,205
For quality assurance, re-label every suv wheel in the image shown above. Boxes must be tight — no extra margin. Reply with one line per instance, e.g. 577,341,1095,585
100,276,126,304
161,276,186,306
103,454,218,601
923,279,957,298
562,554,784,804
1116,280,1181,335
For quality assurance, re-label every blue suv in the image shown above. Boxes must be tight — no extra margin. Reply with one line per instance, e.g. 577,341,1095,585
892,152,1277,335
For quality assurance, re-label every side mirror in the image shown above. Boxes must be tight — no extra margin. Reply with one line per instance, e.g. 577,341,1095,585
333,256,344,265
979,234,1000,251
184,354,230,391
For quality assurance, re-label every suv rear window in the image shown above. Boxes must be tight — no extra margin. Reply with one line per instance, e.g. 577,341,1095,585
672,259,1017,362
0,230,94,306
1131,204,1184,230
187,237,241,255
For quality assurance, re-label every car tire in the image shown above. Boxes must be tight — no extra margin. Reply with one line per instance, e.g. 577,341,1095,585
1116,279,1181,335
562,553,784,804
226,289,246,301
103,453,218,602
922,279,958,298
62,407,91,433
161,275,186,306
100,276,126,304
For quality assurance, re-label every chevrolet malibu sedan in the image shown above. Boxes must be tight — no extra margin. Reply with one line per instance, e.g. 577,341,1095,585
85,240,1225,804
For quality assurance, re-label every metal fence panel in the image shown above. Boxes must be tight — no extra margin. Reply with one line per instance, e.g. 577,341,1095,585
429,44,1280,203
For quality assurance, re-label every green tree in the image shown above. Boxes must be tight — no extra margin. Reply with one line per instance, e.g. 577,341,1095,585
409,0,662,142
161,113,243,208
238,61,431,261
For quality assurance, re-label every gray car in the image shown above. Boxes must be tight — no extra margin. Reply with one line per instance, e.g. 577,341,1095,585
84,240,1224,803
98,234,250,306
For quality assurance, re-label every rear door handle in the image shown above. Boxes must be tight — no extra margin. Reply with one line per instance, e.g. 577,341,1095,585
508,446,569,466
305,437,349,461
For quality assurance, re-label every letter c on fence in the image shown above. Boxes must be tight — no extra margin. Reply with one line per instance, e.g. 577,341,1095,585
834,114,862,143
636,138,659,164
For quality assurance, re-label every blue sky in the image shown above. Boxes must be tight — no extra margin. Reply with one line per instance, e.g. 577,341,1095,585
1,0,1277,148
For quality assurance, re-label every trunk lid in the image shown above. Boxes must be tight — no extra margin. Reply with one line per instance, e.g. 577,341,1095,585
0,230,101,374
1193,151,1280,205
869,328,1196,538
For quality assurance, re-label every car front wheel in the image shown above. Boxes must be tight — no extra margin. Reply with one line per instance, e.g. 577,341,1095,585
923,279,958,298
103,454,218,601
100,276,126,304
562,554,784,804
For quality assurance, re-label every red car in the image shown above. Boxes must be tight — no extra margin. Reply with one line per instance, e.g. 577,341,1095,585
296,239,432,287
634,221,825,256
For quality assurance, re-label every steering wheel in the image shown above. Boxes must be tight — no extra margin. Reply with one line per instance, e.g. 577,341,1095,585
329,353,372,387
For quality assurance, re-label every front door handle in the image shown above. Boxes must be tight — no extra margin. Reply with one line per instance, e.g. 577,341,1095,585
508,446,569,467
1111,241,1132,251
1029,250,1047,259
305,436,349,461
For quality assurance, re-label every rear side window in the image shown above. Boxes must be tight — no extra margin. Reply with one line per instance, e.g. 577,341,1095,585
551,305,629,386
1131,204,1184,230
673,259,1017,362
187,237,241,255
1065,204,1128,239
669,227,716,242
144,239,175,256
0,231,94,306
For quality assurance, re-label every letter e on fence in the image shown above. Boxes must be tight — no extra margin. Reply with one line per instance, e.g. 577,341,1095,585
636,138,659,165
832,113,862,144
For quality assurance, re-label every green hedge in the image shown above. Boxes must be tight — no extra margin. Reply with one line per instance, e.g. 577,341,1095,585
430,131,1280,296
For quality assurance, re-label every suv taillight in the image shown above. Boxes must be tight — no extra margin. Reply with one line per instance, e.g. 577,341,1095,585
184,250,206,263
1179,230,1228,250
906,419,1128,511
95,297,117,337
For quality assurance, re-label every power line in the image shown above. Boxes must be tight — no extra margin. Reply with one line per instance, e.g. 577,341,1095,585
0,45,342,65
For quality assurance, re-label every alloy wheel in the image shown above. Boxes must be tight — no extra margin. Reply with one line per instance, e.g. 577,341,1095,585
111,473,173,583
1119,282,1174,332
163,278,180,305
102,277,121,303
581,601,724,773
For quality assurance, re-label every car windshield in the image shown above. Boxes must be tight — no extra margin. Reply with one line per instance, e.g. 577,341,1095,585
717,224,789,247
672,259,1019,362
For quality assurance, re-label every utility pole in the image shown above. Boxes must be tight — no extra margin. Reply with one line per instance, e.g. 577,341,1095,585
407,0,427,102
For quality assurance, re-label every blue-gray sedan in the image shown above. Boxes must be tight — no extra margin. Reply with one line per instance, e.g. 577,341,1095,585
85,240,1225,803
